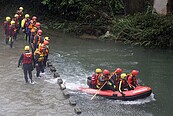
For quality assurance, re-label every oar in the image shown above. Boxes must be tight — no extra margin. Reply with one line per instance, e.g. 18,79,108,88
90,81,107,100
90,72,115,100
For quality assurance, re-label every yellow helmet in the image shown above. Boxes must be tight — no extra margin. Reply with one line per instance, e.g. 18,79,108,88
6,17,11,21
121,73,127,79
44,37,50,41
95,68,102,73
19,7,23,10
14,14,19,18
24,46,30,51
11,21,15,25
25,14,30,18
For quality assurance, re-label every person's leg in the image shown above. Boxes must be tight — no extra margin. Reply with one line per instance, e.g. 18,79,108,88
23,67,28,83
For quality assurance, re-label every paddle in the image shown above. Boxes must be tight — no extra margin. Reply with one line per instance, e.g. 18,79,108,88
90,72,115,100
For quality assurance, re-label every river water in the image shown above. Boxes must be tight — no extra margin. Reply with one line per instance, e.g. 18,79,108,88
0,28,173,116
48,33,173,116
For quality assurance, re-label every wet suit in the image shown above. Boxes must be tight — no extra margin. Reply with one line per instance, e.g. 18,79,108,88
18,51,35,83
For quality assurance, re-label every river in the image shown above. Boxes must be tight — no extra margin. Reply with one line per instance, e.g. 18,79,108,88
47,33,173,116
0,28,173,116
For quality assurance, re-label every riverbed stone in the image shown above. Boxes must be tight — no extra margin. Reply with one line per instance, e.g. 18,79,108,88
63,90,70,99
54,72,60,78
74,107,82,114
50,66,56,72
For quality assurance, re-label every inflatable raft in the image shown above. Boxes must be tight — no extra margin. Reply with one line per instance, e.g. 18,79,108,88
79,77,152,101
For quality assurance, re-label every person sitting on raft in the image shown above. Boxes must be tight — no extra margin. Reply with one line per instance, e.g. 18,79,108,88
118,73,133,95
96,69,116,91
90,68,102,89
110,68,122,90
126,70,139,89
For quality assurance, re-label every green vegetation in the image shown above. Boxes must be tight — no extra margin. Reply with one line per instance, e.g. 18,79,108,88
1,0,173,48
111,13,173,48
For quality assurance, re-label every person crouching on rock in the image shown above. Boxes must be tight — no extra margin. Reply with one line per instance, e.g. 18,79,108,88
18,46,35,84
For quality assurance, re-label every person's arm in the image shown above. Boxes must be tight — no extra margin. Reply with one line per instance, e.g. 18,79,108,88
118,81,122,92
18,54,24,67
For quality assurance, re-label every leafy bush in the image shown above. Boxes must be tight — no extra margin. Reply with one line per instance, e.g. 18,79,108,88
112,13,173,48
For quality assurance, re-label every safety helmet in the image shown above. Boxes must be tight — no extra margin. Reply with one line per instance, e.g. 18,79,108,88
103,69,110,76
132,70,139,76
11,21,15,25
19,7,23,10
121,73,127,79
37,29,42,35
39,45,45,51
32,16,37,20
35,22,40,27
6,17,11,21
95,68,102,73
14,14,19,18
115,68,122,74
43,40,49,45
24,46,30,51
25,14,30,18
44,37,50,41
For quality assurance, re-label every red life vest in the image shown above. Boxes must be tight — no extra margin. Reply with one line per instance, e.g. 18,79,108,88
127,75,138,87
22,52,33,64
91,74,100,85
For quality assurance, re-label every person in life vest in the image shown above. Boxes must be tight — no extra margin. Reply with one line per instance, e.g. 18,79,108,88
118,73,132,96
16,6,24,30
126,70,139,89
13,14,20,35
4,17,11,44
96,69,116,91
18,46,35,84
34,45,45,77
9,21,17,48
21,14,31,43
30,18,39,44
42,40,49,67
110,68,122,90
90,68,102,89
33,29,43,51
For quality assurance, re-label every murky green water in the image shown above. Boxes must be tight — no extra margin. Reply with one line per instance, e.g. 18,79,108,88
49,33,173,116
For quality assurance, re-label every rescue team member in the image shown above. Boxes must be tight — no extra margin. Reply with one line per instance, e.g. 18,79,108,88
42,40,49,67
9,21,17,48
13,14,20,36
33,29,43,51
118,73,133,96
90,68,102,89
21,14,31,43
16,6,24,30
28,16,37,44
34,45,45,77
110,68,122,90
126,70,139,89
96,69,115,91
4,17,11,44
30,21,40,44
18,46,35,84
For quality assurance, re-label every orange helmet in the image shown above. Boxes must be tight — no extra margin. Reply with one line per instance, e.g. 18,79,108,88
32,16,37,20
132,70,139,76
103,69,110,76
37,29,42,35
115,68,122,74
35,22,40,27
43,40,49,45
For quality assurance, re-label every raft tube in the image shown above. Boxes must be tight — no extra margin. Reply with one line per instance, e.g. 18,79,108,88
79,77,152,101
